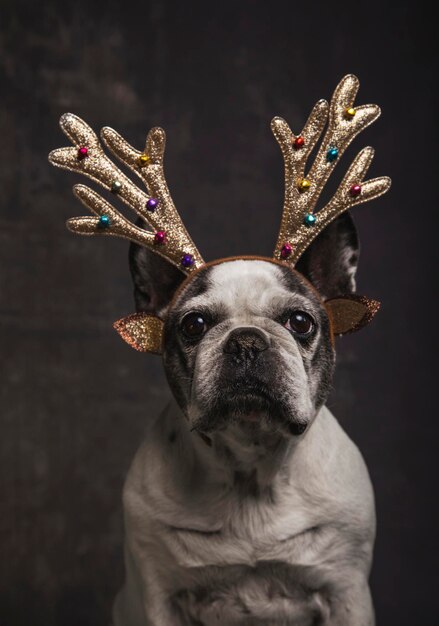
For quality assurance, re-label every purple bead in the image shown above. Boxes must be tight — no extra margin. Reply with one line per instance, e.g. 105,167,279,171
181,253,194,268
146,198,159,212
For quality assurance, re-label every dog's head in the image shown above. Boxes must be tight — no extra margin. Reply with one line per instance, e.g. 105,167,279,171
129,213,362,445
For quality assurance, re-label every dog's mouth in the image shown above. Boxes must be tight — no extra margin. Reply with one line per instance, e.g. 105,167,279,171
193,378,306,436
225,385,276,419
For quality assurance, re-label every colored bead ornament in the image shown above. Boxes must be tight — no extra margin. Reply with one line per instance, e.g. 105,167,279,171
349,184,362,197
97,214,110,228
146,198,159,212
154,230,166,245
326,147,339,162
138,154,150,167
111,180,122,193
345,107,356,118
280,243,293,259
298,178,311,192
304,213,316,227
293,136,305,150
77,146,88,160
181,253,194,268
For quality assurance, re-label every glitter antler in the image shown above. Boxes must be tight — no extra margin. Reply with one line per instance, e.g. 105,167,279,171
271,74,391,264
48,114,204,273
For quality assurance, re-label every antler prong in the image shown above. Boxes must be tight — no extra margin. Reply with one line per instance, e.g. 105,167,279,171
272,75,391,264
58,112,97,146
301,99,330,148
68,184,154,246
100,126,165,173
49,118,149,218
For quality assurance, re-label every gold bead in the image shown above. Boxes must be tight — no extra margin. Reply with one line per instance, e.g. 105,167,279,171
345,107,356,118
298,178,311,192
138,154,151,167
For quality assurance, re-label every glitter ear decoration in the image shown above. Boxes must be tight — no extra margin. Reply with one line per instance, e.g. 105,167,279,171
271,74,391,264
113,313,164,353
48,114,204,273
325,295,381,335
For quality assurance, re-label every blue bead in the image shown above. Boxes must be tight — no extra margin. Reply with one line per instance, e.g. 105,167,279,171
326,147,339,162
304,213,316,227
98,215,111,228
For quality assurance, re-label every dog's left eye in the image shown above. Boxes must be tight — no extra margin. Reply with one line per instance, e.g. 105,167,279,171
285,311,315,337
180,312,207,339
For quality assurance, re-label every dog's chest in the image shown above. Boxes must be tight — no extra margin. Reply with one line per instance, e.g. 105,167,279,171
163,486,329,624
164,469,326,564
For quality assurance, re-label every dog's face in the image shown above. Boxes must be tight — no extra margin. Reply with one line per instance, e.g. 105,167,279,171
162,260,334,438
130,212,360,442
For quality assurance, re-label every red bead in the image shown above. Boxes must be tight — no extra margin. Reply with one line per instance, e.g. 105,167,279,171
293,136,305,149
349,184,362,197
154,230,166,245
281,243,293,259
77,147,88,160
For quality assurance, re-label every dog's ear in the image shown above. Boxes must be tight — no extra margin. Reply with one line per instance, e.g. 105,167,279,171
129,231,186,316
296,213,380,335
295,212,359,299
113,223,186,353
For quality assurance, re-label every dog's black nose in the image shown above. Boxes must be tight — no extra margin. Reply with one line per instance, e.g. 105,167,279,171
223,327,269,360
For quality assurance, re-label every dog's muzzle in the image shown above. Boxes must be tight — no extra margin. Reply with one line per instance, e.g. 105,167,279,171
193,326,308,437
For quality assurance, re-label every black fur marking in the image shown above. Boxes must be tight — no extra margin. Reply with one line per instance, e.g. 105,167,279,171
173,269,211,309
168,430,177,443
164,339,193,414
129,219,186,314
277,265,316,302
288,422,307,436
277,264,335,415
162,268,215,416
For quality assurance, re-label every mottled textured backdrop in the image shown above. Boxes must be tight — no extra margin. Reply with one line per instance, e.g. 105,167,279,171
1,1,437,624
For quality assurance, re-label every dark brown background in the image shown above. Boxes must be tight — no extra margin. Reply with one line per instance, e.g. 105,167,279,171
1,0,437,624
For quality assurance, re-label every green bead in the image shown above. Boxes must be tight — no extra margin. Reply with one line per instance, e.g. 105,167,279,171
111,180,122,193
304,213,316,227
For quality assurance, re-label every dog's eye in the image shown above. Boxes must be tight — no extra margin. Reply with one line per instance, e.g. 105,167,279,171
286,311,315,337
181,312,207,339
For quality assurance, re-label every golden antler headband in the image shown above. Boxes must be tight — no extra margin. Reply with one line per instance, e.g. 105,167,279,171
49,74,391,351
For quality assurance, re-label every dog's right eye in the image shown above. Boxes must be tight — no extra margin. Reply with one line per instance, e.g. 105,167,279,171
180,312,207,339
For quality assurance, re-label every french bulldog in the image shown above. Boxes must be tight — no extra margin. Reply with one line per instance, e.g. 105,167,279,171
112,212,376,626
